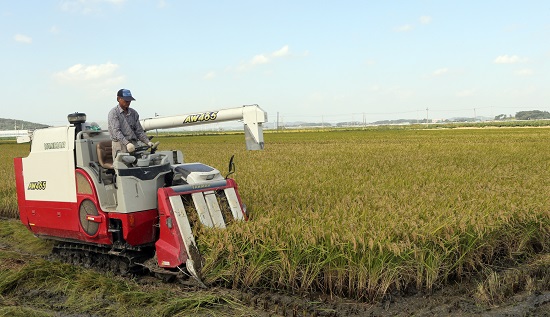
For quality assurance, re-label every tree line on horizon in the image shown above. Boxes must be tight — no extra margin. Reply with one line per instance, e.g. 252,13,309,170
0,118,49,130
495,110,550,121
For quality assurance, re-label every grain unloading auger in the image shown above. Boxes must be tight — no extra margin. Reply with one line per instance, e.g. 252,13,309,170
14,105,267,285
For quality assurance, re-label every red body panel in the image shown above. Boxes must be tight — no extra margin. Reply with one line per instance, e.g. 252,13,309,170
108,209,158,246
13,166,111,245
14,162,158,247
155,179,247,268
75,169,158,246
74,169,110,244
14,158,28,226
155,189,188,268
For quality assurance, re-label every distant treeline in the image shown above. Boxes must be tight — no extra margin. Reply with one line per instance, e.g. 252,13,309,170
496,110,550,121
0,118,49,130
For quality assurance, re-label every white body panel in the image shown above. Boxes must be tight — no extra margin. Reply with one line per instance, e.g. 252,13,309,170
168,195,203,283
191,192,215,227
21,126,77,202
224,188,245,221
203,191,226,228
111,153,171,213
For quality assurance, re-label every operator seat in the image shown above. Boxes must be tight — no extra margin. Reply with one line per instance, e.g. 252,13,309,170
96,141,114,169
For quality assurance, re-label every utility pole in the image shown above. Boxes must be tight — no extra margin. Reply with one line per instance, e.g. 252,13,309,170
474,108,477,122
276,112,280,131
426,108,429,126
154,113,159,136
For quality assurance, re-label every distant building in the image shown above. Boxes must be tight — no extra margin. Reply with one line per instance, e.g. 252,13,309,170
0,130,29,137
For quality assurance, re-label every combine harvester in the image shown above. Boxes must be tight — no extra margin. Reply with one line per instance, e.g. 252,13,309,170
13,105,267,285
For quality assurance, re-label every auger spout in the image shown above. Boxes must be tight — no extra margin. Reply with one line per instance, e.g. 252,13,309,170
140,104,267,150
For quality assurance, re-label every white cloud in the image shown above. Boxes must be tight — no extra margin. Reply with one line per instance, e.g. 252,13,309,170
50,26,60,34
516,68,534,76
433,68,448,76
203,71,216,80
395,24,413,32
420,16,432,24
157,0,167,8
14,34,32,44
251,54,270,65
395,16,430,33
272,45,289,57
494,54,528,64
53,62,122,82
233,45,293,72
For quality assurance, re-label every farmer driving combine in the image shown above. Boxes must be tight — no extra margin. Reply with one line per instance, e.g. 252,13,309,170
107,88,154,158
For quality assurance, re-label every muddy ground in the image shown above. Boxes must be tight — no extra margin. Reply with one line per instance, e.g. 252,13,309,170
163,276,550,316
15,252,550,317
155,282,549,316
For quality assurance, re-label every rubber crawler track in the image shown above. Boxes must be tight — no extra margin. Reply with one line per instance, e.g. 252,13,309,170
50,242,200,285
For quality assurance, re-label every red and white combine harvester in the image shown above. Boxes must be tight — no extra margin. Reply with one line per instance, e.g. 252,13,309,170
14,105,267,284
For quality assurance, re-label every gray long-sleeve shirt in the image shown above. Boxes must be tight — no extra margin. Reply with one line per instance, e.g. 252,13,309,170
107,105,149,146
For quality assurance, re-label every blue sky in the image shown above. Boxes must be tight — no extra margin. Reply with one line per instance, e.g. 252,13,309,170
1,0,549,127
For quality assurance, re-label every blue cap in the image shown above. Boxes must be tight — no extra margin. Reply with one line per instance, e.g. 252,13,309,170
117,89,136,101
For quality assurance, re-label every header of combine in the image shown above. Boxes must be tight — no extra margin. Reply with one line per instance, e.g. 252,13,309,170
140,104,267,150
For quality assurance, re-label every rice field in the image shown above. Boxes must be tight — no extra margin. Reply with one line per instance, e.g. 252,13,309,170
0,140,28,218
1,127,549,301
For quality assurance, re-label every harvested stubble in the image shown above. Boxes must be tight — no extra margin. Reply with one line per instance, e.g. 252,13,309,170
3,128,549,300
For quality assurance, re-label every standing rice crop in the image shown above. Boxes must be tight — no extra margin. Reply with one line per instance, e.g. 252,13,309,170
0,140,28,218
181,129,550,299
